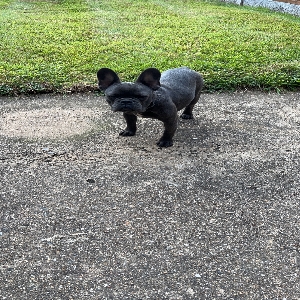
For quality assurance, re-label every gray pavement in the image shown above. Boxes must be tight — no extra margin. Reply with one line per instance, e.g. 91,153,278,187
0,91,299,299
224,0,300,16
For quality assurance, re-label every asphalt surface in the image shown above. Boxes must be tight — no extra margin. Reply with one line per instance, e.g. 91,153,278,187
0,91,299,299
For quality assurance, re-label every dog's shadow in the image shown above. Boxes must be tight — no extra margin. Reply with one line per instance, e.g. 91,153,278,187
130,116,211,150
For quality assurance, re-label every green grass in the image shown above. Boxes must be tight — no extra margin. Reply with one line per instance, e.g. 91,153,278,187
0,0,299,94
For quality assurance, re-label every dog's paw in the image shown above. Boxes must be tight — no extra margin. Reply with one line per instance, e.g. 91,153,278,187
119,130,135,136
156,139,173,148
180,113,193,119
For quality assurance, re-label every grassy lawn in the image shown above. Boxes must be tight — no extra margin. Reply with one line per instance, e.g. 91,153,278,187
0,0,299,94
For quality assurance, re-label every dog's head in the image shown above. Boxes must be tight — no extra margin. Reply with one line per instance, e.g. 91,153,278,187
97,68,161,113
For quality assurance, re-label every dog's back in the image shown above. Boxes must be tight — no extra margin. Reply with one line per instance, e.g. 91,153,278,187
159,67,204,111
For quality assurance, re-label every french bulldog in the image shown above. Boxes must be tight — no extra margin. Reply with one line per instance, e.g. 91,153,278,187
97,67,204,147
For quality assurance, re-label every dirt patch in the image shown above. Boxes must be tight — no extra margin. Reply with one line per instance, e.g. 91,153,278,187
0,107,97,139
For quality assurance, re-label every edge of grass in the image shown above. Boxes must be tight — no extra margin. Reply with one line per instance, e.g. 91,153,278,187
0,0,299,95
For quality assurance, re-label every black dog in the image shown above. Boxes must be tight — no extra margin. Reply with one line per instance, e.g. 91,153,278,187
97,67,204,147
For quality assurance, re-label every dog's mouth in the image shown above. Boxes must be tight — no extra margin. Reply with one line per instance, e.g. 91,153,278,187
113,109,143,117
111,99,154,113
112,106,138,113
111,100,143,113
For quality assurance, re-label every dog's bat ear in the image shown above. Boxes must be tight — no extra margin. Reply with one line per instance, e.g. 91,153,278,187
136,68,161,90
97,68,121,91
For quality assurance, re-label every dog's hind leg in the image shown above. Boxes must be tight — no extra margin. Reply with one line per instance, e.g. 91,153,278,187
180,92,200,119
180,76,203,119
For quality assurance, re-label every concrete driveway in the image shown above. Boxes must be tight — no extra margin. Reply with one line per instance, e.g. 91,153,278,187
0,91,299,299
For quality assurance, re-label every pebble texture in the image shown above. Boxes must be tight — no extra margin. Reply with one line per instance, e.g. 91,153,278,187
0,92,299,299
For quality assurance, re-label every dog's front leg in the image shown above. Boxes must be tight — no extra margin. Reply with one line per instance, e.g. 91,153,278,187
119,113,137,136
157,115,178,147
